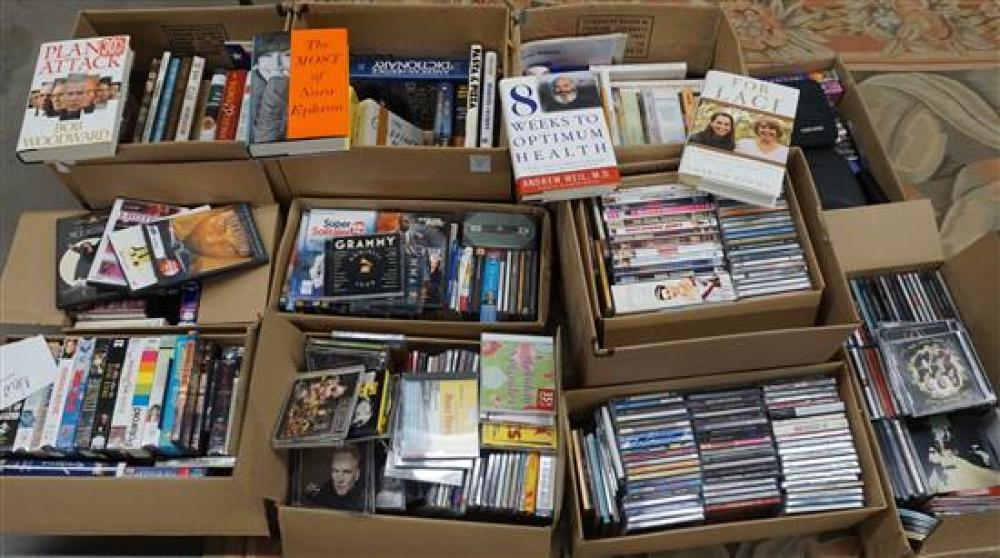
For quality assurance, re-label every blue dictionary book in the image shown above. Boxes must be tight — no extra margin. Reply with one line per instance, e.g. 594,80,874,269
151,57,181,142
350,56,468,81
434,82,454,146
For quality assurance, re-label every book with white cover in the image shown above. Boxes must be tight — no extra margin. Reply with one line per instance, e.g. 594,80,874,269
679,71,799,208
500,71,620,202
17,36,133,162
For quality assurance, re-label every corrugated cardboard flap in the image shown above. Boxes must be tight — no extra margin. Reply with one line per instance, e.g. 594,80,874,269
942,231,999,390
825,199,943,275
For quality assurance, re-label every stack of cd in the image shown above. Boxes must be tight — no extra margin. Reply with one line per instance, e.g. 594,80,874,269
609,392,704,533
688,387,781,519
717,197,812,298
462,450,556,519
871,418,929,501
763,376,865,514
899,508,941,543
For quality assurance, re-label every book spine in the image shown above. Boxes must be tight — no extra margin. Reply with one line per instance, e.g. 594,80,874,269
190,80,211,141
142,51,172,142
88,338,127,450
125,338,160,457
451,84,468,146
133,58,161,143
37,345,77,451
140,336,176,448
464,44,483,147
158,335,190,453
73,339,110,451
163,57,192,142
174,56,205,141
56,338,96,450
172,339,202,452
479,250,501,322
199,72,227,140
216,70,248,141
151,56,181,142
234,77,252,143
433,82,454,146
479,50,497,149
187,344,214,452
107,339,142,451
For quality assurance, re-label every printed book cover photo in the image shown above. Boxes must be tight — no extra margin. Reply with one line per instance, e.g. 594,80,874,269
17,36,133,162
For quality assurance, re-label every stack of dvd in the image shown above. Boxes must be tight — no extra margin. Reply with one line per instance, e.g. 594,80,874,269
688,387,780,520
599,184,736,314
763,376,865,514
717,196,813,298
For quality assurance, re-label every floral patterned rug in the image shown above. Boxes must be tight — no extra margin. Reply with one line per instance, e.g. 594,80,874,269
724,0,999,70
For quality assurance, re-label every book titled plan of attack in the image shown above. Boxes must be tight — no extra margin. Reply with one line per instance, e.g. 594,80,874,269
500,71,619,202
17,36,134,162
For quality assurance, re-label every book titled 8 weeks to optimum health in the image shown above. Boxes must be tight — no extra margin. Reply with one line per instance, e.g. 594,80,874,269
679,71,799,208
501,71,620,202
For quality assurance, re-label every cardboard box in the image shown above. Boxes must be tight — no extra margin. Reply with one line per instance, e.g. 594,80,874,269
49,6,291,207
561,361,886,557
835,208,1000,556
0,203,284,329
559,149,859,387
748,58,915,269
272,2,514,202
0,324,286,535
516,3,745,166
250,314,566,557
268,198,552,339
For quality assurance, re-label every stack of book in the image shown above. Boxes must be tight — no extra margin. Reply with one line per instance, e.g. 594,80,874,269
280,209,540,322
277,333,557,522
0,334,246,477
570,376,864,537
844,269,999,528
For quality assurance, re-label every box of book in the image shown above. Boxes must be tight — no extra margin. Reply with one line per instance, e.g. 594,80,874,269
516,3,745,170
0,325,285,535
40,6,290,206
747,58,914,273
0,201,283,330
246,315,566,557
557,149,861,388
562,361,886,557
272,3,515,202
832,200,999,556
268,198,551,338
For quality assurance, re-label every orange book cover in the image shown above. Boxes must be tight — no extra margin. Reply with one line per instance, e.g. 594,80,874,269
288,28,349,140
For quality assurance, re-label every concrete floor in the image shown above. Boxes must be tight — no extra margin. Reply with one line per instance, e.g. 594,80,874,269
0,1,249,554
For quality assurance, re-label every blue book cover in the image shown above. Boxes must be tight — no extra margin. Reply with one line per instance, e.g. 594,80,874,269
151,57,181,142
156,334,188,454
479,251,500,322
434,82,454,146
350,56,468,81
56,338,95,449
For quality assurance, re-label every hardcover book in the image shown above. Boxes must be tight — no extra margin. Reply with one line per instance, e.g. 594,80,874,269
679,71,800,207
352,99,422,146
351,55,469,131
17,36,133,162
479,333,556,424
323,232,404,301
55,211,115,309
249,29,351,156
500,71,620,202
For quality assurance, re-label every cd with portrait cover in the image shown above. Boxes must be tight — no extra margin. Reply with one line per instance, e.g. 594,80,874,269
877,320,995,417
908,411,1000,495
273,365,364,449
292,443,375,512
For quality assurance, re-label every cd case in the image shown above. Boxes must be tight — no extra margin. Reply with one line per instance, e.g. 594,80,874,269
876,320,995,417
273,366,365,449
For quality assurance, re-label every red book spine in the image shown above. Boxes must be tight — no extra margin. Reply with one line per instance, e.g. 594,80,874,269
215,70,247,141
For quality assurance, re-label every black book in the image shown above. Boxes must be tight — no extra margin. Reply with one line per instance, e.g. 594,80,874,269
324,232,404,301
55,211,118,309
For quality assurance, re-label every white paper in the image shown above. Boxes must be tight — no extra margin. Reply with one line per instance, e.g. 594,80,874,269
0,336,59,408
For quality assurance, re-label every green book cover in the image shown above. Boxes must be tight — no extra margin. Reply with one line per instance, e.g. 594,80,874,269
480,333,556,417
